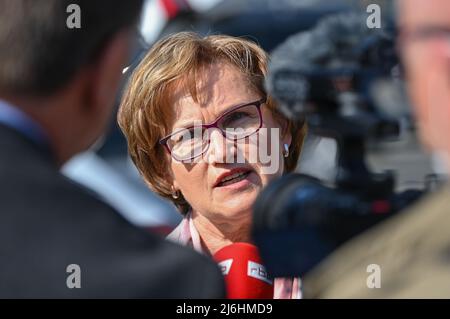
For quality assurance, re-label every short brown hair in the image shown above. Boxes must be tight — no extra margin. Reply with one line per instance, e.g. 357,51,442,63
118,32,306,214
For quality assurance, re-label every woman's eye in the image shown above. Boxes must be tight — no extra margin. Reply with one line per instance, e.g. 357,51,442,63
174,128,199,143
232,112,247,119
224,112,247,125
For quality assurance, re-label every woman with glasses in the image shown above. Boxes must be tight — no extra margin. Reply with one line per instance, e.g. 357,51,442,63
118,32,306,298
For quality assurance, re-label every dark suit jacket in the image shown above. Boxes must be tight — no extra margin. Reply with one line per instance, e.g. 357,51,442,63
0,124,225,298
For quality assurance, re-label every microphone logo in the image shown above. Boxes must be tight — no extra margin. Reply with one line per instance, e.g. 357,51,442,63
217,259,233,275
247,261,273,285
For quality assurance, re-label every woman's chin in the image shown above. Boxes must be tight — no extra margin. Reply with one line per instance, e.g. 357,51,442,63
214,192,258,217
215,207,253,223
214,185,260,201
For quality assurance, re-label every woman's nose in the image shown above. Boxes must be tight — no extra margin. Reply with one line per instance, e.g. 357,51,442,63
205,129,236,164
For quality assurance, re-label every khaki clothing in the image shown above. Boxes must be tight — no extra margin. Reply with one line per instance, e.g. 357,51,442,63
302,184,450,298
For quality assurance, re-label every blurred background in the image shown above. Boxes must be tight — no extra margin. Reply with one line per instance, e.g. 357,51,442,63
62,0,435,234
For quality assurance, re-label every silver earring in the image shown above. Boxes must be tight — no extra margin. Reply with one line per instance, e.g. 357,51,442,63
172,191,179,199
171,186,180,199
283,144,290,158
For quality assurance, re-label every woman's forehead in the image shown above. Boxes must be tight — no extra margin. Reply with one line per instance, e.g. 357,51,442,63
169,63,258,127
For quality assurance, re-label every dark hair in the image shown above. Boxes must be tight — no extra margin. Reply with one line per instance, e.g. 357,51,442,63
0,0,143,96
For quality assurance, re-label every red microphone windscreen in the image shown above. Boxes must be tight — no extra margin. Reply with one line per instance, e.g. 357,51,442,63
213,242,274,299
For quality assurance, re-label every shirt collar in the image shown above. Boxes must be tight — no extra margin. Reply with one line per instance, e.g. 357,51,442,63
0,99,50,147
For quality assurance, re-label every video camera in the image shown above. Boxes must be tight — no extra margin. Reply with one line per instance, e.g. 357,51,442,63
252,12,427,277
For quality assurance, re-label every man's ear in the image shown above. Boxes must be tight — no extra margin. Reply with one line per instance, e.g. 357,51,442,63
423,40,450,152
86,30,133,115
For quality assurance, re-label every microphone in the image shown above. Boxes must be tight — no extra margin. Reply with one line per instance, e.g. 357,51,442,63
213,243,274,299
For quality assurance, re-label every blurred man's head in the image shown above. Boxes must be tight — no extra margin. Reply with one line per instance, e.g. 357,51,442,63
399,0,450,169
0,0,143,165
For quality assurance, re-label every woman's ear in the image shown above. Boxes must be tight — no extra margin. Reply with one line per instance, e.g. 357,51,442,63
282,131,292,160
172,179,180,192
161,160,176,190
279,117,292,148
167,161,180,191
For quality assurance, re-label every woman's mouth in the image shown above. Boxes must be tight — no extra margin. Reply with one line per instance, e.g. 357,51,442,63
214,168,255,190
216,171,251,187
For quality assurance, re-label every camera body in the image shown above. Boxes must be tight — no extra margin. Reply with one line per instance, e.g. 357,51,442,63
252,12,425,278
